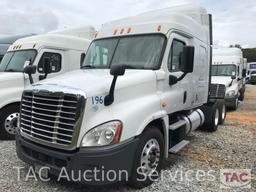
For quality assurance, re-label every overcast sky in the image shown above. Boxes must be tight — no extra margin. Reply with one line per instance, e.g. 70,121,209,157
0,0,255,48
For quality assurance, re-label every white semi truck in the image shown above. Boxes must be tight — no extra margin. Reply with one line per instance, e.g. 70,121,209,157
16,5,226,188
248,62,256,84
211,48,246,110
0,26,95,139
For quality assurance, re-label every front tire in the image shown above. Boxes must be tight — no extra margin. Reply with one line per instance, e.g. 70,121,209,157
0,104,19,140
230,96,239,110
128,127,164,189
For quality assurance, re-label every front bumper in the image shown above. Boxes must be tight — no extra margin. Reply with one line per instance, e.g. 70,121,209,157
16,133,139,185
249,76,256,83
224,95,237,107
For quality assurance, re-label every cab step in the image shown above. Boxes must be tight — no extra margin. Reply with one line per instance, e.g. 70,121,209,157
169,140,190,153
169,120,186,130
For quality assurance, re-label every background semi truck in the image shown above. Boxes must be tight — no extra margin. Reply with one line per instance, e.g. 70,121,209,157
211,48,246,110
16,5,226,188
0,26,95,139
0,34,35,63
248,62,256,84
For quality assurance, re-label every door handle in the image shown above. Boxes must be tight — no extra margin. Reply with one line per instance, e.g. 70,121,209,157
183,91,187,104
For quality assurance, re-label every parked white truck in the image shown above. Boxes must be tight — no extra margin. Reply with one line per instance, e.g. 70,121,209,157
248,62,256,84
0,26,95,139
16,5,226,188
211,48,246,110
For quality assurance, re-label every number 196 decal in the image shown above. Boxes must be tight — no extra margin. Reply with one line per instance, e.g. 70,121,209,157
92,96,103,105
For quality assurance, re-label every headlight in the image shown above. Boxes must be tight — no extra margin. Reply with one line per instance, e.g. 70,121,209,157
226,90,235,97
81,121,122,147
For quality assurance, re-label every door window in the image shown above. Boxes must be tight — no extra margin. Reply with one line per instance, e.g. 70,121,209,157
38,52,61,73
168,39,185,72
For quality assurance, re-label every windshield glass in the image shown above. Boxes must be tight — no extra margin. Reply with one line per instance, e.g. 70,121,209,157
0,50,37,72
249,64,256,69
82,35,165,70
211,64,236,76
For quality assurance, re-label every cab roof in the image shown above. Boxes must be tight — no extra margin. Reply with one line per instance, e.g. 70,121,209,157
8,26,96,52
95,4,210,44
213,48,243,65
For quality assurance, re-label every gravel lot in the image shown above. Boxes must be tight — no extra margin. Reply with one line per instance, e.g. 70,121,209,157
0,85,255,192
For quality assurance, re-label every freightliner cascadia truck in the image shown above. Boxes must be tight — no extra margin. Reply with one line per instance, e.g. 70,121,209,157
16,5,226,188
0,26,95,139
211,48,246,110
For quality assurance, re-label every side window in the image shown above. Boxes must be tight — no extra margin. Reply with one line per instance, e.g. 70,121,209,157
38,52,61,73
237,66,240,76
168,39,185,72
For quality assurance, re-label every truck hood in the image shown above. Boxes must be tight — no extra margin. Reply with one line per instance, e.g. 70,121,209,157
35,69,157,97
0,72,24,88
211,76,232,87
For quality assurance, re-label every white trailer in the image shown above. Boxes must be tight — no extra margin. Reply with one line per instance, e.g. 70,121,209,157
211,48,246,110
16,5,225,188
0,26,95,139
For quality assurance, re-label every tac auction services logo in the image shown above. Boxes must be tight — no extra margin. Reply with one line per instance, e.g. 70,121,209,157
220,169,251,189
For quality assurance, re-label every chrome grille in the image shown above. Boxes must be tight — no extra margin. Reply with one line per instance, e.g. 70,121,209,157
20,90,84,148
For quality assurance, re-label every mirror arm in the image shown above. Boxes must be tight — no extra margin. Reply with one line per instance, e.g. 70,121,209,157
28,75,34,84
229,80,234,87
104,75,118,106
177,72,188,82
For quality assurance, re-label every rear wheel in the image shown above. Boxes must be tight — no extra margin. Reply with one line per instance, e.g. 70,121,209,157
200,102,219,132
218,101,226,125
128,127,164,189
0,104,19,140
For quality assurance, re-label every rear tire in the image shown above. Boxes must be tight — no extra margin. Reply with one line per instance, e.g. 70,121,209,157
128,127,164,189
200,102,219,132
0,104,19,140
218,101,226,125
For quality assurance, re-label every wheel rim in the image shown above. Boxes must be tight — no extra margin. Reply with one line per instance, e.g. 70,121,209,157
4,113,19,135
140,138,160,176
222,105,226,120
215,108,219,126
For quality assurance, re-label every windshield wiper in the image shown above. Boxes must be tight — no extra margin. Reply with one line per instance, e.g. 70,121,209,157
5,69,16,72
82,65,96,69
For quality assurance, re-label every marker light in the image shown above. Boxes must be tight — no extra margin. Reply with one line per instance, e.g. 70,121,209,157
113,29,118,35
127,27,132,33
157,25,161,32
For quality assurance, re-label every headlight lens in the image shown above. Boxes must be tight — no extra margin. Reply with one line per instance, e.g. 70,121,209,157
226,90,235,97
81,121,122,147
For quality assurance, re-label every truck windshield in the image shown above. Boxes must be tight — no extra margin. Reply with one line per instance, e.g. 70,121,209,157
82,35,165,70
211,64,236,76
0,50,37,72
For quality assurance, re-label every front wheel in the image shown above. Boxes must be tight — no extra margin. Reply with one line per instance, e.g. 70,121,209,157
128,127,164,189
230,97,239,110
0,104,19,140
